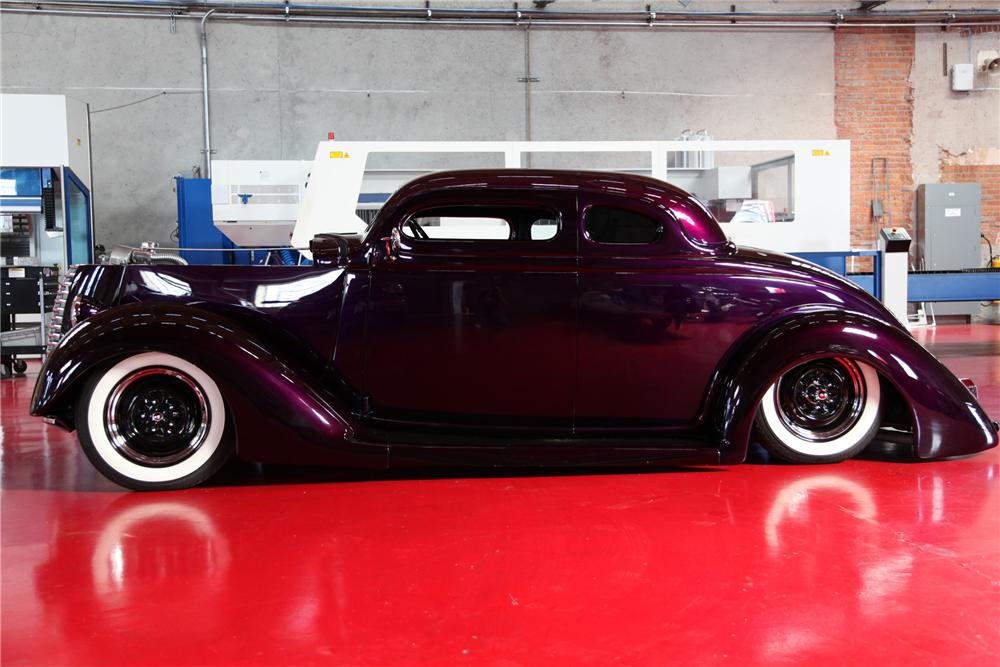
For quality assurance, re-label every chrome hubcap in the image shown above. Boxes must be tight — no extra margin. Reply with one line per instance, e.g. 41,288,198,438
776,358,866,442
105,367,210,466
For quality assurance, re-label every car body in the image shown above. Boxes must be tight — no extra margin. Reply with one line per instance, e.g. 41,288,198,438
31,169,999,489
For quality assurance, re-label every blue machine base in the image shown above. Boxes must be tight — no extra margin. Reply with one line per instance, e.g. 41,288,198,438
793,251,999,303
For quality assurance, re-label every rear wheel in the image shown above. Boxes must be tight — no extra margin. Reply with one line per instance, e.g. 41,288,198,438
76,352,232,490
754,357,881,464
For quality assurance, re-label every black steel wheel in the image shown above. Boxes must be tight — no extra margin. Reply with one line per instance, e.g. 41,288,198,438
75,352,232,491
754,358,882,463
775,359,865,442
105,368,210,467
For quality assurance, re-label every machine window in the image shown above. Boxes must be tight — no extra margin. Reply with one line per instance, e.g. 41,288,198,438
402,206,560,242
530,218,559,240
667,150,796,224
583,206,662,245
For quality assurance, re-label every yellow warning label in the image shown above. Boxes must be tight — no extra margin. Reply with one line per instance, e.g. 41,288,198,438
812,149,830,156
329,151,352,159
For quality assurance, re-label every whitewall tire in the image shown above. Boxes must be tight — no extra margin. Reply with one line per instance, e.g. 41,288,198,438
754,358,882,464
76,352,232,490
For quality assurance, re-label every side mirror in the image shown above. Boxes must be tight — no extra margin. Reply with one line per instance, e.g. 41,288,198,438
310,233,361,266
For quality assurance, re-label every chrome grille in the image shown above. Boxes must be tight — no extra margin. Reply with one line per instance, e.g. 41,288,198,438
46,266,77,354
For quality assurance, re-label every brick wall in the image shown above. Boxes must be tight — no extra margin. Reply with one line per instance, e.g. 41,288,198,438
834,28,916,250
940,164,1000,260
961,26,1000,36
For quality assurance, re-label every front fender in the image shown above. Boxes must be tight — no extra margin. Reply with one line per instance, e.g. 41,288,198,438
715,311,998,463
32,303,386,468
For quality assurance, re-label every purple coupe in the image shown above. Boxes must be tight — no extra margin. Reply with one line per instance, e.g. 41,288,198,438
32,170,998,490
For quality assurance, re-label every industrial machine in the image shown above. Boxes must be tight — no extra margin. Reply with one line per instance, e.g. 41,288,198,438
177,160,360,265
210,160,312,247
0,94,94,377
290,139,850,253
171,140,845,260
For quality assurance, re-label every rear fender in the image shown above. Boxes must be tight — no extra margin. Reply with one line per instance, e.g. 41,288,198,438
714,311,998,462
31,303,386,468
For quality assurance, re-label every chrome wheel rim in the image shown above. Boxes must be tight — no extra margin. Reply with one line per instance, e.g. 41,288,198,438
105,367,210,467
775,358,866,443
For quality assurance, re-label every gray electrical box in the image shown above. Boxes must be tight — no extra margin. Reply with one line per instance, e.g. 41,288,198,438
916,183,982,317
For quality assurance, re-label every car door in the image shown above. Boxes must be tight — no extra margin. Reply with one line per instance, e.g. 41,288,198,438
575,195,731,431
365,189,577,432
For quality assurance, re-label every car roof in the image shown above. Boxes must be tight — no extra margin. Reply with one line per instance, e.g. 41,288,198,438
375,168,728,247
394,168,696,200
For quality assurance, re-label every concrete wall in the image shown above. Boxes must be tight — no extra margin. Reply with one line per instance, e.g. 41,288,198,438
912,28,1000,187
1,11,996,251
1,14,835,248
912,28,1000,257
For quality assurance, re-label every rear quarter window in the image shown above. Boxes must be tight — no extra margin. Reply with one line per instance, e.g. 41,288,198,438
583,206,663,245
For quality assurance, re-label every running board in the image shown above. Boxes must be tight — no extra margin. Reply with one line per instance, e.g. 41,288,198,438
387,442,720,468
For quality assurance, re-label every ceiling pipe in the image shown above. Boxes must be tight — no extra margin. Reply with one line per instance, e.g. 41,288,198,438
2,1,998,20
3,7,998,29
1,1,998,28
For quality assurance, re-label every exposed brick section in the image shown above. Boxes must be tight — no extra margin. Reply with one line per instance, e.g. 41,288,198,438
834,27,916,250
940,163,1000,256
960,26,1000,36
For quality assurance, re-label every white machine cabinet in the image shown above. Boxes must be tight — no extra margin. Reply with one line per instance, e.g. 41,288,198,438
210,160,312,247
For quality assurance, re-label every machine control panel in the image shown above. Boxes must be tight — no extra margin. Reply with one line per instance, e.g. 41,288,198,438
879,227,912,253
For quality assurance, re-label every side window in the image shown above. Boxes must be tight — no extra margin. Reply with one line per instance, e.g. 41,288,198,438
583,206,663,245
403,213,511,240
401,206,560,242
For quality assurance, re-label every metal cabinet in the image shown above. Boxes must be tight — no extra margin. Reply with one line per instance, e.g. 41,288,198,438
916,183,982,316
1,265,58,377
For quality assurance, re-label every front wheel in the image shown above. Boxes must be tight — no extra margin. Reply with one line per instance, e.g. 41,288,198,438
754,357,882,464
76,352,232,490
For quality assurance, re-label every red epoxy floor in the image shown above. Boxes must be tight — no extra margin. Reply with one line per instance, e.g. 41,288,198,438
2,324,998,666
